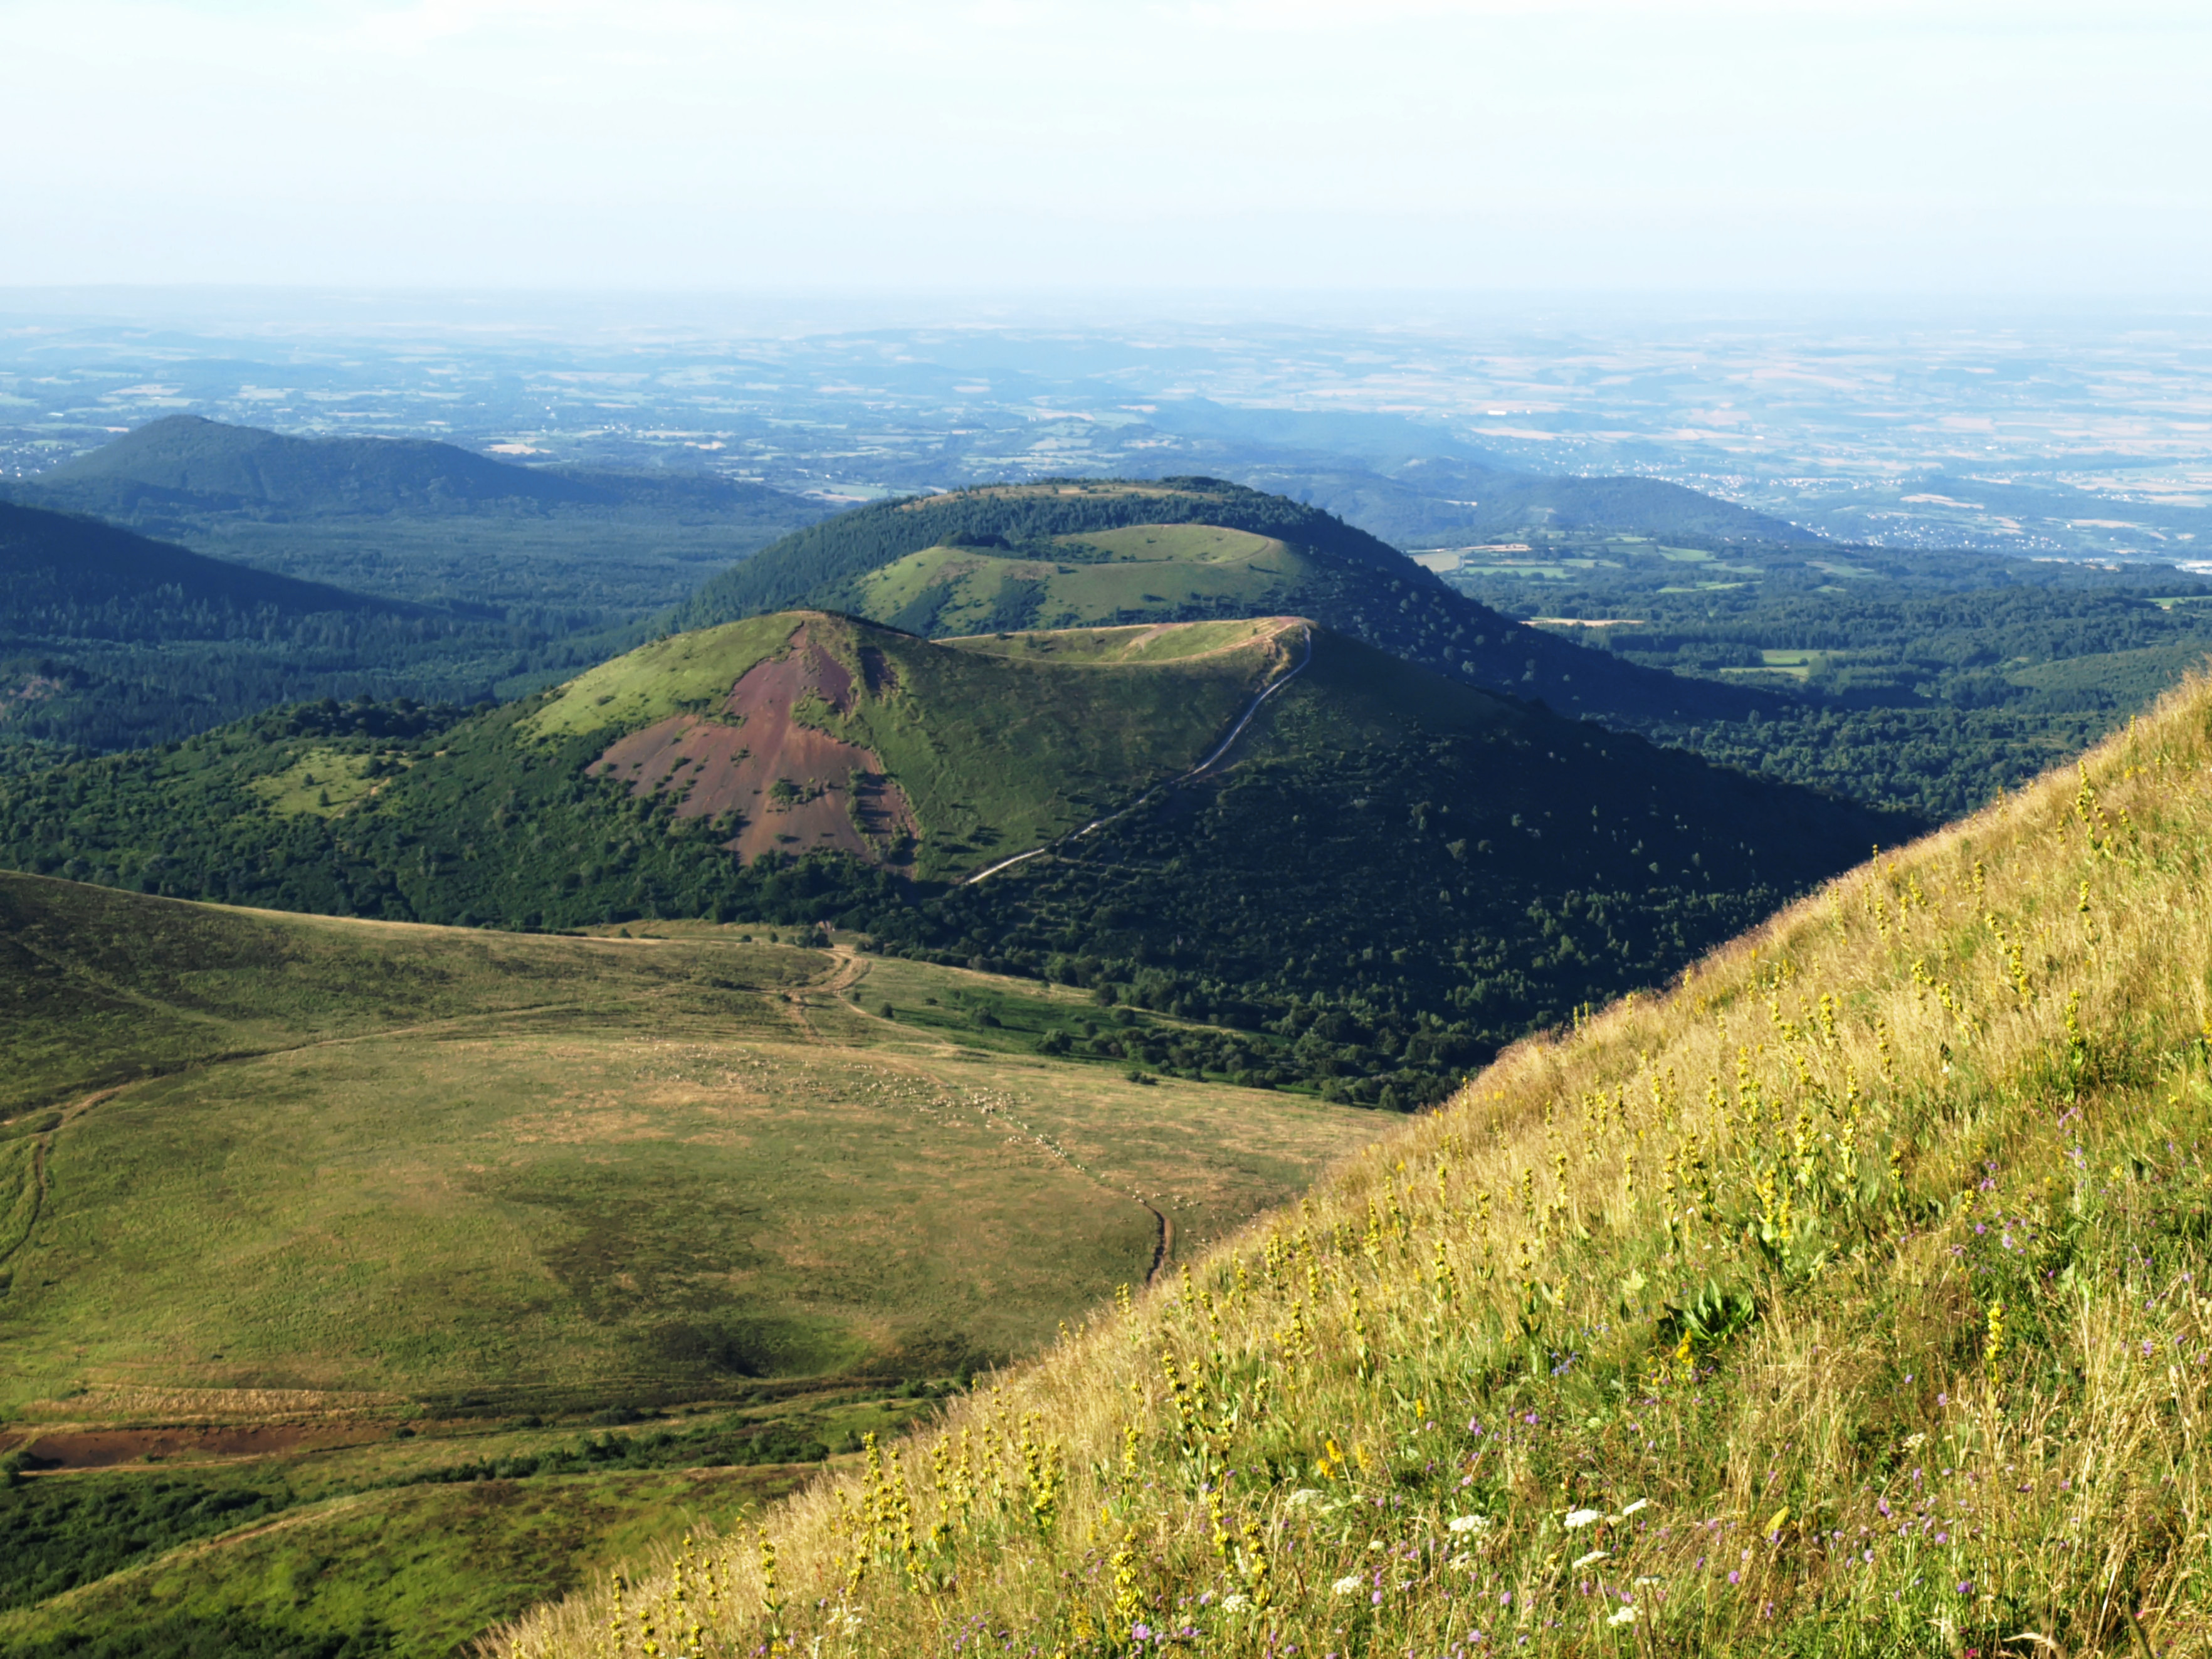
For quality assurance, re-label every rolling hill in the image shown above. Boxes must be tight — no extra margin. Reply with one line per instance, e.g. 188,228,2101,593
673,479,1782,727
0,609,1911,1103
11,414,798,520
0,870,1382,1653
1119,399,1821,545
494,657,2212,1659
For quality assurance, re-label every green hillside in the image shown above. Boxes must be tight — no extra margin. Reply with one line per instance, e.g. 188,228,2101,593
0,610,1909,1104
0,872,1380,1655
494,664,2212,1659
676,480,1776,727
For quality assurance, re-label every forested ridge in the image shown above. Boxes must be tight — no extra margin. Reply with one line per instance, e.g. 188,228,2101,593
680,478,1774,728
1505,557,2212,816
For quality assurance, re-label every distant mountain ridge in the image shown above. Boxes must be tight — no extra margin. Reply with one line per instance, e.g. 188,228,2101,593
678,478,1785,727
9,414,806,520
1294,458,1822,547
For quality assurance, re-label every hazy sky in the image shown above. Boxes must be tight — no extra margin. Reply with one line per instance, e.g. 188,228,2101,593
4,0,2208,297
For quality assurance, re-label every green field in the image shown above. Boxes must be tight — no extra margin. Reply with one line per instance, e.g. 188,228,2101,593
0,872,1382,1653
845,527,1314,637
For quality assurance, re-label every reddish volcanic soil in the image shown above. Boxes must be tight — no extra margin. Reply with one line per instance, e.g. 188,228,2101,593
0,1421,387,1468
590,623,917,866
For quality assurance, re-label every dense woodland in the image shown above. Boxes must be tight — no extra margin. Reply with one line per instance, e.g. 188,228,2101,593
1456,550,2212,816
0,503,485,757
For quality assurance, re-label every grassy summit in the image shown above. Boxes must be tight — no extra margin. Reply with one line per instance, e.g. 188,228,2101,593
677,480,1773,726
495,677,2212,1658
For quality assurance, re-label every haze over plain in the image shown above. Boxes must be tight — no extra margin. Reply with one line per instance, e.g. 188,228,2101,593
3,0,2209,295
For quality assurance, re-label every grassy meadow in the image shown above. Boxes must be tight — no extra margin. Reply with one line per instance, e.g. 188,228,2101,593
496,678,2212,1658
845,529,1314,637
0,876,1381,1654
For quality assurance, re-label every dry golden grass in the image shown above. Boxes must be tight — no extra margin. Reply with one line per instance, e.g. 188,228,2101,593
492,676,2212,1658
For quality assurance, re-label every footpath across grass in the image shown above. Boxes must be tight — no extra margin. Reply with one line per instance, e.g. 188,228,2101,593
0,877,1382,1655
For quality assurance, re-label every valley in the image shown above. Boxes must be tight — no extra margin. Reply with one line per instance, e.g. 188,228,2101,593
0,871,1384,1653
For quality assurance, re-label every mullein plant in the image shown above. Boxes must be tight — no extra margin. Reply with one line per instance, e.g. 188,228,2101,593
500,695,2212,1657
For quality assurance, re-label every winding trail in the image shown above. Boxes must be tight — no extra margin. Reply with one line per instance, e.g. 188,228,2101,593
1,1086,123,1275
1140,1202,1176,1287
964,623,1314,887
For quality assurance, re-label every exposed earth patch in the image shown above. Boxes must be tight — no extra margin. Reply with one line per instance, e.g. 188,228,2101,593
589,622,917,866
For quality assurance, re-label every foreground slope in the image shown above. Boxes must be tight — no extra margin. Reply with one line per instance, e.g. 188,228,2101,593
0,873,1371,1396
0,612,1907,1100
677,479,1775,725
500,677,2212,1658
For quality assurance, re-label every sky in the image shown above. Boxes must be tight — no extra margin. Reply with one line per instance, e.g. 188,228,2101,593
3,0,2209,298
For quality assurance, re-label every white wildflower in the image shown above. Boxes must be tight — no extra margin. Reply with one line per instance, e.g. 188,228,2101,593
1609,1604,1636,1626
1219,1591,1250,1613
1333,1574,1366,1596
1564,1508,1603,1530
1573,1549,1609,1569
1448,1514,1490,1534
1285,1489,1324,1509
1620,1498,1649,1517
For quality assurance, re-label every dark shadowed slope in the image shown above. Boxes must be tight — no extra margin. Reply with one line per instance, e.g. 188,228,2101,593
0,502,420,618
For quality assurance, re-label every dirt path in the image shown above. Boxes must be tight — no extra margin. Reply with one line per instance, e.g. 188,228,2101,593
1140,1201,1176,1287
1,1085,124,1273
780,947,872,1043
24,1492,381,1615
965,623,1314,887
